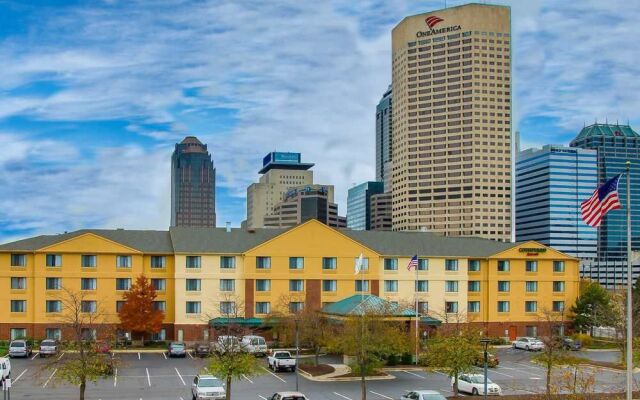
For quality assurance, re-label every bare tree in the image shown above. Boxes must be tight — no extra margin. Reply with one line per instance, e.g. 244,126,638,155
532,307,570,399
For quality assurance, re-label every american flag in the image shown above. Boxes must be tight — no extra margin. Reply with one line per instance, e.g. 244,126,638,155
407,255,418,271
581,174,622,227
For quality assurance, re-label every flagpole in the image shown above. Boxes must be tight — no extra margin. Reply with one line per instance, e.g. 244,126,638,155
415,253,419,365
626,161,633,400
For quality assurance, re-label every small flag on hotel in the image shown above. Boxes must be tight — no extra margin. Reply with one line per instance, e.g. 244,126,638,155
581,174,623,227
354,253,364,275
407,255,418,271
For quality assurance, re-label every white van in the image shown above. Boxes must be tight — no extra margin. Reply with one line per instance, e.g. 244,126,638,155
0,357,11,383
241,335,268,356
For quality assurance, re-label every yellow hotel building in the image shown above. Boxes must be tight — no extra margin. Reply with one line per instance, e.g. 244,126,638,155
0,220,578,342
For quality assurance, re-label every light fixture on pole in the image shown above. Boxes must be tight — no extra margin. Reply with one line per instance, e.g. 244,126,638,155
480,337,491,400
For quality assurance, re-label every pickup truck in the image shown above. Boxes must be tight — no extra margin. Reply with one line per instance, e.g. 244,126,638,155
267,351,296,372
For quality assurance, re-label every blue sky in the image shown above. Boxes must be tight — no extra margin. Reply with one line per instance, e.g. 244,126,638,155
1,0,639,243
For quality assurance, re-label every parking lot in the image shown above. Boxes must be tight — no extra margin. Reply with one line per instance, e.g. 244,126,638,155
3,348,633,399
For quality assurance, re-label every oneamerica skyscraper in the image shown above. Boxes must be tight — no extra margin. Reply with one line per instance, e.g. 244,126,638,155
390,3,512,241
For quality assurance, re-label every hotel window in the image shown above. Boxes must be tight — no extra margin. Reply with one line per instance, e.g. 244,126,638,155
445,259,459,271
289,280,304,292
415,280,428,292
497,281,510,292
553,301,565,312
525,261,538,272
116,301,125,312
115,278,131,291
468,259,480,271
81,301,97,313
153,301,166,312
220,256,236,269
468,301,480,313
151,329,166,341
256,256,271,269
525,326,538,337
445,280,459,292
150,256,166,269
46,328,62,340
81,278,97,291
10,328,26,340
553,261,565,273
418,258,429,271
46,277,62,290
220,301,236,315
46,254,62,267
289,257,304,269
384,258,398,271
525,281,538,292
525,301,537,313
116,255,132,268
553,281,565,292
81,255,97,268
497,260,509,272
186,256,201,269
10,277,26,290
186,301,201,314
497,301,510,313
355,280,369,292
354,257,369,271
186,279,201,292
255,302,270,315
418,301,429,313
468,281,480,292
322,280,337,292
256,279,271,292
81,328,96,341
220,279,235,292
10,254,26,267
322,257,337,270
10,300,26,313
445,301,458,313
289,302,304,313
384,280,398,292
151,278,166,291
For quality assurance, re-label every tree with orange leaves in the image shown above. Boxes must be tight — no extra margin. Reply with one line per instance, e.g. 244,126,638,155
118,275,164,344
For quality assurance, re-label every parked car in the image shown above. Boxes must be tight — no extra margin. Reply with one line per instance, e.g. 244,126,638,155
194,342,211,357
453,374,502,396
512,337,544,351
0,357,11,383
191,374,226,400
563,338,582,351
473,351,499,368
241,335,268,356
39,339,59,357
268,392,308,400
8,340,32,358
168,342,187,358
213,336,242,353
401,390,447,400
95,340,111,354
267,351,296,372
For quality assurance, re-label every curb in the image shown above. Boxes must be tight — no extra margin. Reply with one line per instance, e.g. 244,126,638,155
298,365,395,382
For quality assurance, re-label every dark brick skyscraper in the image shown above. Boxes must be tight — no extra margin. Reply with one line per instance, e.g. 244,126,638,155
171,136,216,227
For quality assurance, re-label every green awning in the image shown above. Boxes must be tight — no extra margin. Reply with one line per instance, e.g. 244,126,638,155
209,317,268,327
420,316,442,326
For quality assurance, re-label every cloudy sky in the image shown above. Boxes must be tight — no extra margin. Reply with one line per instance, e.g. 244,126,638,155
1,0,639,243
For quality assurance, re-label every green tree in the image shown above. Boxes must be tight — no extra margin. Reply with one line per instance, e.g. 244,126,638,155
424,327,480,396
328,303,410,400
44,287,116,400
570,280,613,334
205,345,261,400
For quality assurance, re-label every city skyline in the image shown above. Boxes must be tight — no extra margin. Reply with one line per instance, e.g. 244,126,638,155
2,0,640,242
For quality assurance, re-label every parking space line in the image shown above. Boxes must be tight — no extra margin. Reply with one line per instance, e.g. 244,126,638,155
260,366,286,383
138,352,141,360
31,352,39,360
13,368,28,383
187,351,194,359
242,374,254,383
162,352,167,359
114,368,117,387
43,368,57,388
146,367,151,387
369,390,393,399
175,367,186,385
487,369,515,378
333,392,352,400
259,396,268,400
402,370,425,379
57,352,64,360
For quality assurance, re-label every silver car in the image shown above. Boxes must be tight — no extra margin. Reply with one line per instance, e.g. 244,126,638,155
39,339,59,357
9,340,32,358
191,374,226,399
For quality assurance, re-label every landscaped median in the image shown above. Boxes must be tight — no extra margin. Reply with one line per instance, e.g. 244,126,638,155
298,363,395,381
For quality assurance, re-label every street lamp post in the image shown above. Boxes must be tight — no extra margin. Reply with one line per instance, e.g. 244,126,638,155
295,318,300,392
480,337,491,400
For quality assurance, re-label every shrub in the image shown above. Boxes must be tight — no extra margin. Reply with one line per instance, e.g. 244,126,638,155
401,353,413,365
386,354,399,366
488,337,508,345
572,333,592,347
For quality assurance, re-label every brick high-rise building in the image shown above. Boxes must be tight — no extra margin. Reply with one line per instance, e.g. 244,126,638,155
171,136,216,227
391,3,512,240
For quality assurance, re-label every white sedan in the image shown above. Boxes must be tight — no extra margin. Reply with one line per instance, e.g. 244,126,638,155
401,390,447,400
512,337,544,351
452,374,502,396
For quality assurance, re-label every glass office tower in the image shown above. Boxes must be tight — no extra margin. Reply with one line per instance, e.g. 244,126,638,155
347,181,385,230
